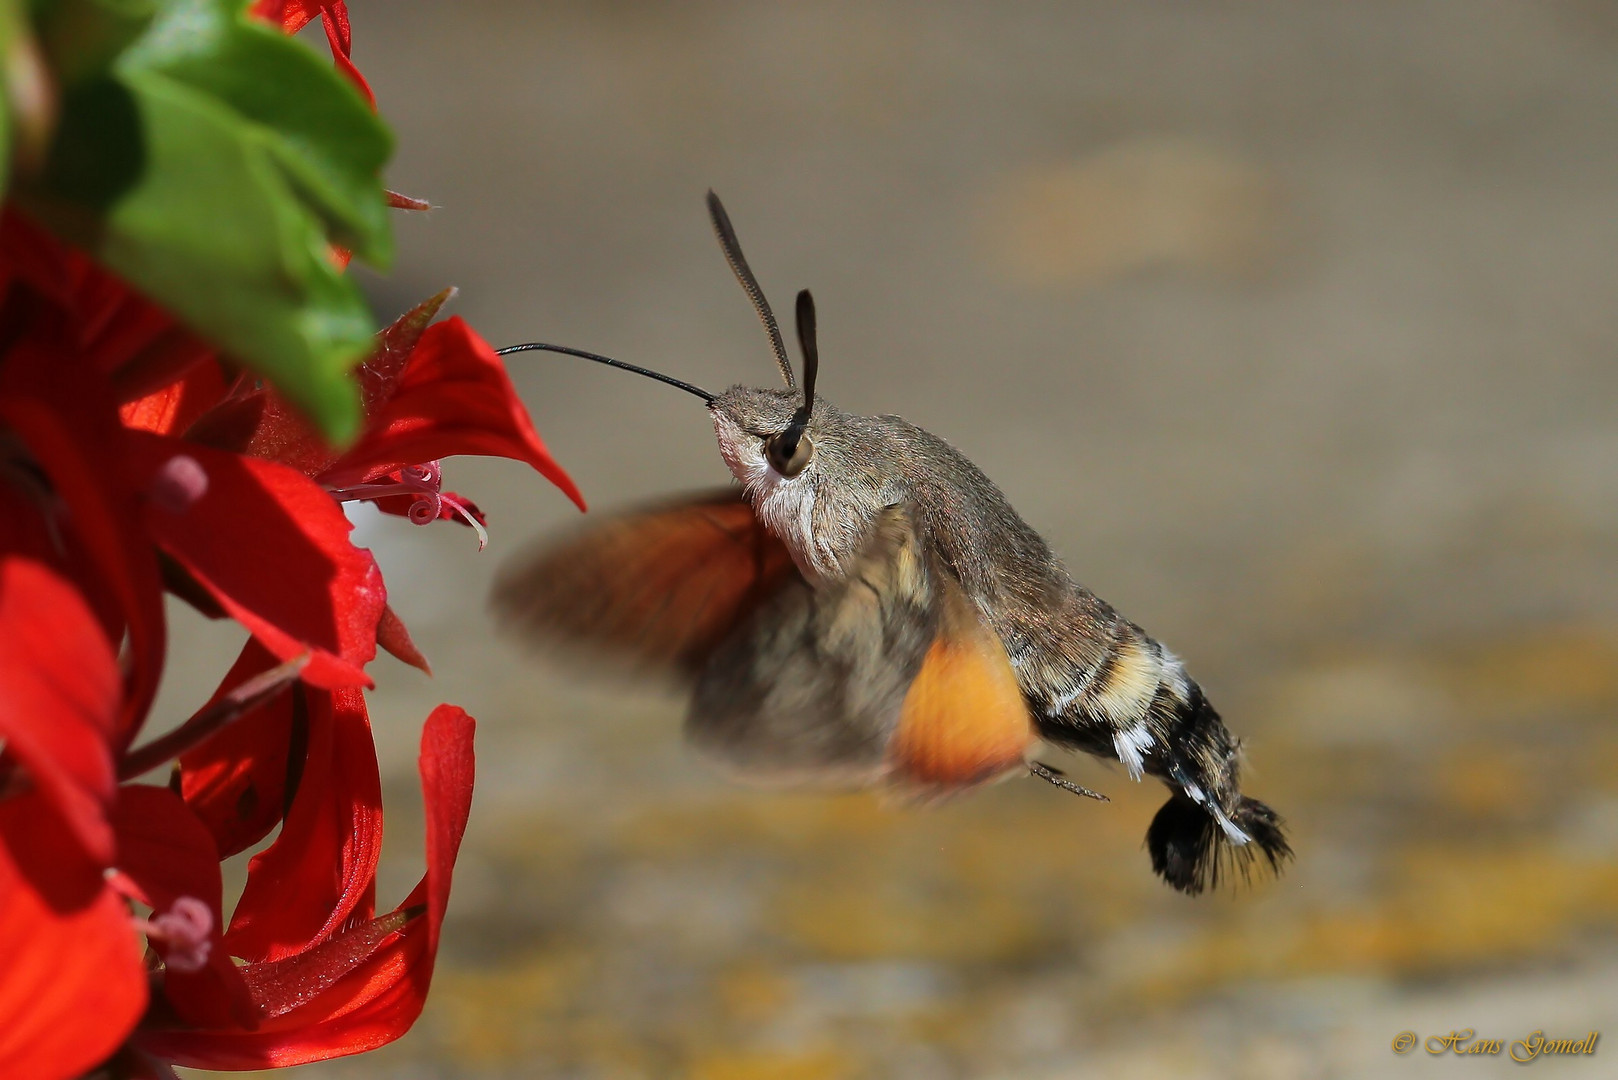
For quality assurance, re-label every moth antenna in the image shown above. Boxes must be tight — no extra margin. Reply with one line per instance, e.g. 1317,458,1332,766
706,190,795,389
768,288,820,462
496,342,715,403
794,288,818,422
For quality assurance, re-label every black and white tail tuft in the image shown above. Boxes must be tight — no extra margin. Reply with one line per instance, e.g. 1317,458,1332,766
1147,792,1291,895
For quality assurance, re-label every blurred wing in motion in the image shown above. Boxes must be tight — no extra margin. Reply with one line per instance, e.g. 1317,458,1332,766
492,489,800,678
689,505,1037,791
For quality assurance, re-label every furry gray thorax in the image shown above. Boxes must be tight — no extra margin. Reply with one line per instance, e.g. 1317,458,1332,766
710,384,1113,683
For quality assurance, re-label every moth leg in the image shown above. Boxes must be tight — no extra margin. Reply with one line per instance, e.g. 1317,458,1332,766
1028,760,1108,802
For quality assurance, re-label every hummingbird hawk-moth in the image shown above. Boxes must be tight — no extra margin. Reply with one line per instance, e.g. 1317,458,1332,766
493,192,1291,895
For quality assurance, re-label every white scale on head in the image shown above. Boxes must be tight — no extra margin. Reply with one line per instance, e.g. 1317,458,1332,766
714,411,838,582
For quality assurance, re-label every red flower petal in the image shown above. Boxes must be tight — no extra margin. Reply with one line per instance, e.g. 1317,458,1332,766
377,604,431,674
358,289,455,415
237,906,413,1021
232,391,340,477
247,0,291,26
137,705,474,1069
318,11,375,108
179,641,297,857
226,686,382,962
321,316,585,510
216,292,458,479
316,1,351,54
252,1,375,107
126,432,385,689
0,331,168,739
113,785,222,914
0,793,147,1080
0,211,81,306
120,361,229,438
111,785,254,1029
253,0,336,37
0,558,121,864
416,704,475,937
0,213,214,390
385,190,432,211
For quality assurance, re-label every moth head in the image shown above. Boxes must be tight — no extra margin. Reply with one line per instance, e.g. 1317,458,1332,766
705,192,825,486
710,384,820,486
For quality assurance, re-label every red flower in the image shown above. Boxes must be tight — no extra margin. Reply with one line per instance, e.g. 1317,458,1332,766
138,704,475,1069
0,311,387,697
0,556,277,1078
185,288,585,554
0,559,146,1080
125,433,386,688
0,299,170,740
176,642,309,857
314,312,587,549
0,213,215,400
0,791,148,1080
0,595,475,1079
1,3,573,1072
0,557,122,864
251,1,375,107
0,227,539,1073
0,701,469,1079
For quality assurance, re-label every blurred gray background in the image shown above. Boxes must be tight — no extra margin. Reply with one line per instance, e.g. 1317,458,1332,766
173,2,1618,1077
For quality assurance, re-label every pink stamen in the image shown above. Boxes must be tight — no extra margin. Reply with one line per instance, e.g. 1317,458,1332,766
149,454,209,514
325,460,488,547
406,491,443,524
325,462,442,512
135,896,213,973
439,493,489,550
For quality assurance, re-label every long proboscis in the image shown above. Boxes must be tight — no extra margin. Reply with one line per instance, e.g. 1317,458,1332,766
496,342,715,403
706,190,796,389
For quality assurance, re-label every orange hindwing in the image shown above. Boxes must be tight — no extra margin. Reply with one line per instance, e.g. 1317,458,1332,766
889,577,1036,788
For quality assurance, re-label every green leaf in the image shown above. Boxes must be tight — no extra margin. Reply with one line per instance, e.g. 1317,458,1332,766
22,0,393,442
119,0,390,262
33,0,155,88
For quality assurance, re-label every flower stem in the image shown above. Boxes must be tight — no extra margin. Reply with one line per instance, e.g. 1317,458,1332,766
117,653,310,780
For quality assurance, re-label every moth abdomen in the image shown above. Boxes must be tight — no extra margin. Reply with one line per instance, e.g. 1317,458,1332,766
1023,620,1180,757
1025,619,1291,894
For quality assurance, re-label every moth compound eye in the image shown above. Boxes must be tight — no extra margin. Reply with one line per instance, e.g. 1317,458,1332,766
765,431,814,478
